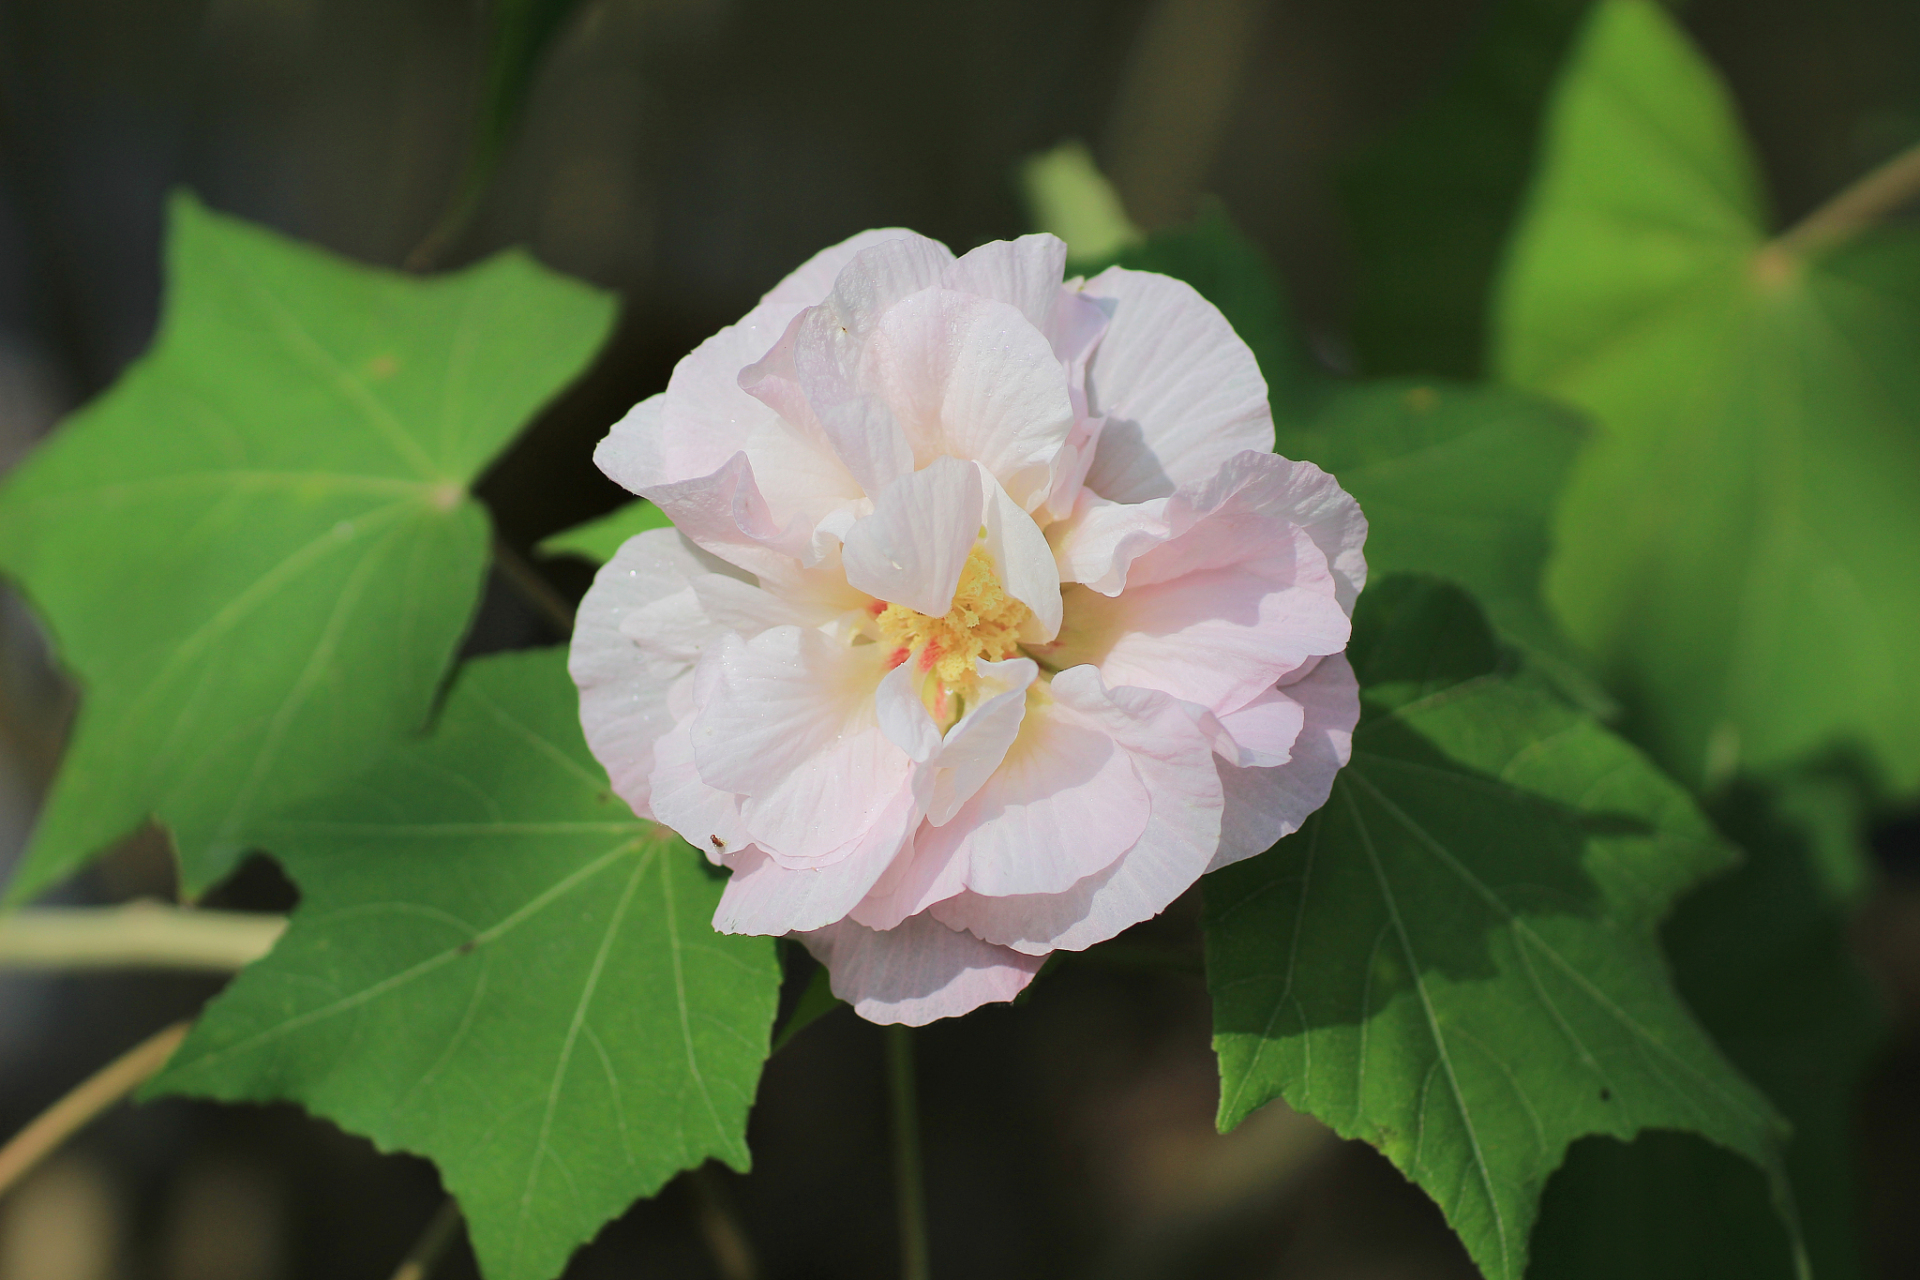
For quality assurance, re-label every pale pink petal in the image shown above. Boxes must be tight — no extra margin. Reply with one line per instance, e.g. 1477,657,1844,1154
759,228,923,309
840,455,982,616
979,466,1062,641
1048,491,1170,596
1208,653,1358,871
932,670,1223,954
1212,686,1309,768
593,394,669,494
647,715,751,858
1044,522,1349,715
636,452,809,580
713,788,917,934
942,234,1069,334
689,552,866,635
1079,267,1274,503
689,628,911,863
857,288,1075,508
923,697,1150,898
875,660,943,763
570,529,743,819
1041,412,1107,525
919,657,1037,825
796,913,1044,1026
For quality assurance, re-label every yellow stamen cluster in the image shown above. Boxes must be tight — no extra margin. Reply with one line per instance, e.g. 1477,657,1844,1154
875,545,1031,696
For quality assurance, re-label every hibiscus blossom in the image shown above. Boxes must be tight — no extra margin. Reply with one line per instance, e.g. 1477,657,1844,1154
570,230,1365,1025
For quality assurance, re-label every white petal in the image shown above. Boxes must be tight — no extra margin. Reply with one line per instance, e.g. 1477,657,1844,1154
712,788,917,935
796,913,1044,1026
1080,267,1274,503
1208,653,1358,871
862,288,1075,508
931,670,1223,954
942,234,1069,335
840,455,982,616
637,452,809,580
979,465,1062,641
569,528,741,820
647,715,751,857
875,659,943,763
919,657,1037,825
759,228,925,309
688,628,910,863
925,696,1150,898
1045,522,1350,715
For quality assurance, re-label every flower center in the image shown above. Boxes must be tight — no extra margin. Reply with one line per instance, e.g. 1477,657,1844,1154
874,544,1031,723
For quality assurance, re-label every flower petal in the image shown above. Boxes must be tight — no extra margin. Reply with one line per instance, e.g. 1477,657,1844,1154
840,455,982,616
932,669,1223,954
712,787,917,935
796,913,1044,1026
926,696,1150,898
1079,267,1274,503
647,714,751,858
1045,521,1349,715
636,452,810,580
920,657,1037,825
760,228,924,309
942,234,1069,335
689,628,910,863
570,528,743,820
860,288,1076,508
1210,653,1358,871
979,465,1062,641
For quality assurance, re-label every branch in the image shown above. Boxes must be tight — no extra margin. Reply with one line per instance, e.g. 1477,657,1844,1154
0,1021,191,1198
1774,139,1920,255
0,903,285,971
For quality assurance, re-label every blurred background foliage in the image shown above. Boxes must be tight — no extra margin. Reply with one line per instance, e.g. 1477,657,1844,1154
1,0,1918,1278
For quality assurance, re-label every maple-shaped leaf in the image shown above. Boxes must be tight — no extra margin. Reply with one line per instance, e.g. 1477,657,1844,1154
0,194,616,900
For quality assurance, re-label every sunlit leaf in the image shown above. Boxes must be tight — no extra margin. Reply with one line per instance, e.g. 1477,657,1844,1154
0,194,616,901
150,648,782,1280
1496,0,1920,791
1205,577,1795,1280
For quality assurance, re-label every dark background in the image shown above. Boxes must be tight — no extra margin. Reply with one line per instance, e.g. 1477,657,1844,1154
2,1,1919,1277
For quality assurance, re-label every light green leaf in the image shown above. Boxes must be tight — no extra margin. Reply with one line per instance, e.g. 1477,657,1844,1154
1204,576,1795,1280
1019,140,1145,265
149,648,781,1280
1495,0,1920,791
0,194,617,902
537,499,673,566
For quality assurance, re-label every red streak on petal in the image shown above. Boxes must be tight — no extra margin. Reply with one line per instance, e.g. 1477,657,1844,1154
885,647,910,670
932,685,948,719
918,642,942,672
866,599,888,616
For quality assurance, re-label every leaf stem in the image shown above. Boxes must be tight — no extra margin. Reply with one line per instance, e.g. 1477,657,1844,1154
387,1196,465,1280
491,535,575,634
0,903,285,971
885,1023,931,1280
1773,138,1920,255
0,1021,191,1198
688,1164,760,1280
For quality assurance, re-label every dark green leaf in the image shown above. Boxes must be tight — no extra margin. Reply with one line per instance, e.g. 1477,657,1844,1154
0,194,616,901
1205,577,1795,1280
1529,770,1883,1280
1495,0,1920,791
150,648,781,1280
537,499,673,567
1345,0,1595,376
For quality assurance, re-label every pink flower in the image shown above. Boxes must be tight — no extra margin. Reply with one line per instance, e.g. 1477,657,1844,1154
570,230,1365,1025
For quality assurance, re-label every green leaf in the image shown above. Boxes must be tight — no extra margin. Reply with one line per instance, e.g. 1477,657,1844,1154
1494,0,1920,791
1204,576,1795,1280
1019,140,1145,266
1529,770,1883,1280
1277,380,1603,712
150,648,781,1280
0,194,616,902
1344,0,1595,376
537,499,673,566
